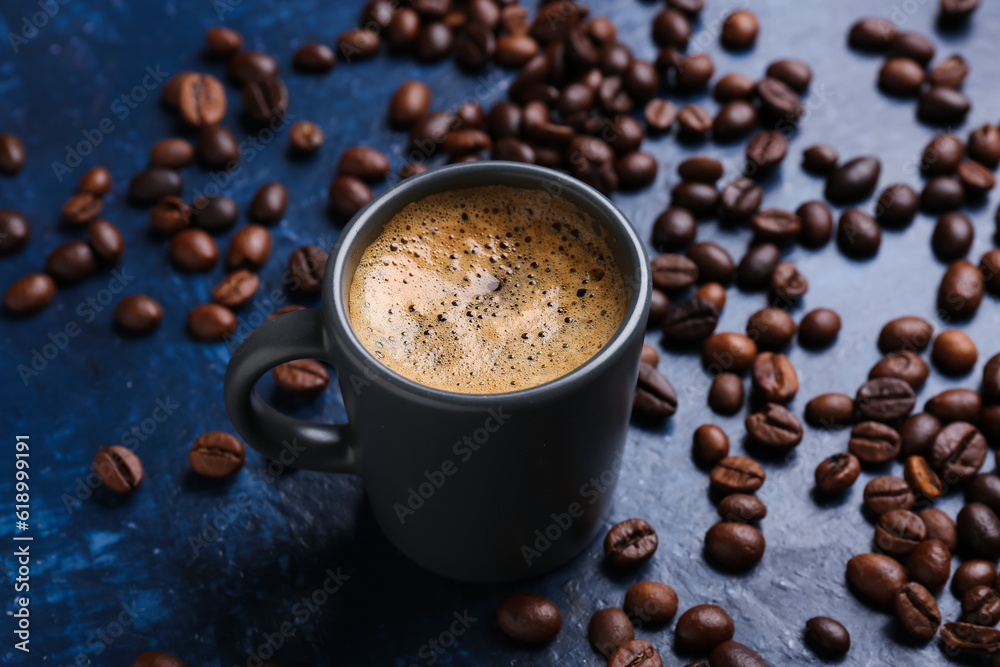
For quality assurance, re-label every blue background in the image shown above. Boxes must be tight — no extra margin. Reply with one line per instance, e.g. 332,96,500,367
2,0,1000,665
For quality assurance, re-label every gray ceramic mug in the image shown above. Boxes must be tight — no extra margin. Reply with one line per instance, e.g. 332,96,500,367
224,162,650,583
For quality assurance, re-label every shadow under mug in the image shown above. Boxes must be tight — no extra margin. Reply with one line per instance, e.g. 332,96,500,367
224,162,651,583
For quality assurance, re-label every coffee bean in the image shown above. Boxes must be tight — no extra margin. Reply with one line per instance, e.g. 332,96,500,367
798,308,841,348
78,165,112,196
641,344,659,367
875,183,919,228
675,604,735,653
662,297,719,342
856,377,916,422
796,200,834,248
328,176,373,219
337,28,381,61
766,58,811,92
491,138,535,163
717,494,767,523
671,182,719,218
114,295,163,333
918,508,957,551
868,351,929,391
287,245,328,295
248,182,288,225
3,274,56,315
0,133,26,174
644,99,677,133
806,393,855,428
94,445,144,494
604,518,658,566
755,77,805,122
751,209,800,245
825,156,881,204
983,354,1000,403
188,303,237,341
719,180,762,224
746,402,803,448
150,138,194,169
720,10,758,50
648,290,669,327
848,17,896,50
746,307,796,350
652,208,697,251
958,159,996,197
708,373,744,416
677,156,723,184
955,561,999,599
197,125,240,168
0,210,29,253
338,147,392,182
653,9,691,48
888,30,935,65
904,455,944,500
204,25,243,57
211,270,259,309
984,407,1000,444
815,453,862,495
273,360,330,397
624,581,678,625
745,131,789,176
879,316,933,353
982,250,1000,295
178,73,227,127
770,262,808,302
150,196,190,236
189,432,245,478
703,332,757,373
497,594,562,643
61,193,103,225
849,421,901,464
900,413,943,457
674,53,714,91
693,424,729,466
616,152,657,189
226,225,271,271
940,622,1000,654
751,353,798,404
243,76,289,123
802,145,839,174
968,124,1000,168
170,229,218,272
712,100,757,142
874,509,926,556
651,254,698,291
879,57,925,95
846,553,908,606
714,72,755,101
805,617,850,657
940,0,981,19
704,522,765,571
608,639,662,667
895,582,941,639
289,121,324,153
909,539,951,592
454,23,496,69
736,243,780,290
566,135,617,194
588,608,634,657
634,362,678,417
932,329,978,374
293,43,336,72
676,103,712,138
968,474,1000,515
385,7,420,48
918,86,972,125
711,456,765,495
930,422,987,484
495,33,538,68
941,259,985,318
606,115,644,155
624,59,660,103
837,209,881,257
558,82,596,120
685,242,734,284
45,241,97,284
188,196,237,233
87,219,125,264
923,133,966,176
927,55,969,93
959,502,1000,560
963,585,1000,627
927,388,981,423
864,475,915,513
709,641,768,667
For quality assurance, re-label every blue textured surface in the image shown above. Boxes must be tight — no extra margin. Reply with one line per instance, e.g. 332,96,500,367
2,1,1000,665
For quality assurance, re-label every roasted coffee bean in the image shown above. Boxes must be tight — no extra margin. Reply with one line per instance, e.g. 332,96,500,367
963,585,1000,627
653,9,691,48
149,138,194,169
114,295,163,333
624,581,678,625
889,30,934,65
919,86,972,125
745,131,789,175
685,242,734,285
675,53,714,90
454,23,496,69
770,262,808,302
197,125,240,168
922,133,965,175
78,166,112,196
189,431,245,478
815,453,861,495
968,124,1000,168
288,246,328,295
398,162,430,180
385,7,419,48
616,152,657,190
228,50,279,85
641,344,660,367
920,508,957,551
983,354,1000,403
900,413,943,458
714,72,754,101
736,244,779,292
711,456,765,495
204,25,242,57
662,297,719,342
766,59,811,93
677,156,723,184
712,100,757,143
0,132,26,174
693,424,729,466
588,608,634,657
802,144,839,174
955,560,998,598
169,229,218,272
869,351,929,390
648,290,669,327
492,138,535,163
806,393,855,428
825,156,881,204
566,135,617,194
968,474,1000,515
3,274,56,315
846,553,907,606
864,476,915,514
338,146,391,182
329,176,373,218
247,182,288,225
708,373,744,416
337,28,381,60
798,308,841,348
494,33,538,68
958,159,997,197
704,522,765,570
746,307,796,350
188,303,237,341
634,362,678,417
874,509,926,556
875,183,919,228
751,209,800,245
652,208,697,251
922,175,966,213
709,641,768,667
274,360,329,397
703,332,757,374
927,54,970,91
720,178,763,220
604,518,658,566
982,250,1000,295
624,59,660,103
94,445,144,494
670,182,718,217
895,582,941,640
0,210,29,253
189,196,238,233
756,77,805,122
497,594,562,644
651,254,699,291
930,422,987,484
879,316,933,353
849,421,901,464
604,115,643,155
791,200,832,248
720,10,758,50
940,622,1000,654
805,617,850,657
927,388,981,423
676,103,712,138
608,639,661,667
904,456,944,500
940,259,985,318
61,193,103,225
746,402,802,448
45,241,97,284
958,502,1000,560
837,209,881,258
151,196,190,235
643,99,676,133
984,407,1000,443
856,377,916,421
178,73,226,127
718,494,767,523
211,270,259,309
294,43,336,72
289,120,324,153
87,219,125,264
676,605,735,656
879,57,925,95
940,0,981,19
909,539,951,592
932,329,978,374
751,353,798,404
848,17,896,50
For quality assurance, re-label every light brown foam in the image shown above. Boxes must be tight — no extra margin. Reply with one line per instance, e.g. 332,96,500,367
347,185,629,394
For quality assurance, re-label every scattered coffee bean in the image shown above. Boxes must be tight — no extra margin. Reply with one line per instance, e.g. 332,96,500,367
856,377,916,422
849,421,901,464
846,552,907,606
929,421,987,484
770,262,808,302
337,28,382,60
879,57,925,96
954,560,998,598
712,100,757,143
624,581,678,625
875,183,919,228
694,283,726,312
204,26,243,58
805,617,851,657
968,124,1000,168
918,86,972,125
211,270,259,309
864,475,915,514
932,328,978,374
288,245,328,295
274,360,330,397
675,604,735,653
848,17,896,51
802,144,838,174
900,413,943,457
86,219,125,264
957,159,996,197
588,608,634,657
289,120,324,153
874,508,926,556
608,639,662,667
189,431,245,478
746,307,796,350
651,254,699,291
895,582,941,639
604,518,658,566
736,243,780,290
676,103,713,139
920,508,957,550
746,402,803,449
685,242,734,285
45,241,97,284
837,209,881,258
922,133,965,176
653,9,692,48
958,502,1000,560
170,229,218,272
248,182,289,225
293,43,336,72
3,274,56,315
720,10,758,50
909,538,951,592
825,156,881,204
921,175,965,213
188,303,237,341
745,131,789,175
904,455,944,500
806,393,855,428
670,181,718,217
227,225,272,270
878,316,933,353
114,295,163,333
0,209,30,253
190,195,238,232
497,594,562,644
710,456,765,495
0,133,26,174
714,72,755,102
61,193,103,225
869,351,929,389
704,522,765,571
926,388,981,423
151,196,191,235
751,353,798,404
641,344,660,366
967,474,1000,515
634,362,678,418
939,622,1000,654
815,453,862,495
648,290,669,327
197,125,240,168
94,445,144,494
644,99,677,132
751,209,800,245
149,138,194,169
718,494,767,523
178,73,227,127
962,585,1000,627
78,166,112,196
693,424,729,466
795,200,834,248
338,146,392,182
328,175,373,218
703,332,758,374
798,308,840,348
708,373,744,416
662,297,719,342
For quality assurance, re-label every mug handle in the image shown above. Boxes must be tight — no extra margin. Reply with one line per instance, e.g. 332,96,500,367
224,307,359,474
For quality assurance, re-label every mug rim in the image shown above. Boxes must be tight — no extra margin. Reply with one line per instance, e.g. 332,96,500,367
325,161,651,406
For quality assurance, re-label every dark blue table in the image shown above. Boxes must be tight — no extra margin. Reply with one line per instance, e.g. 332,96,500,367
2,1,1000,665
